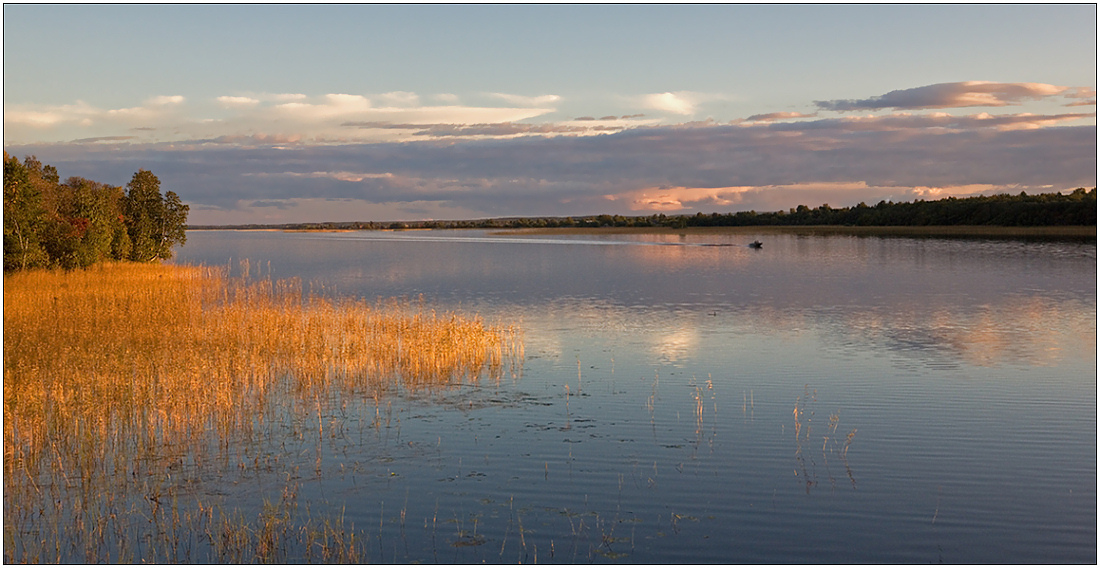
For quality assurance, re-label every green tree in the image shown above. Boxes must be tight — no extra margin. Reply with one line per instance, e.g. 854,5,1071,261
123,169,188,261
161,190,188,253
124,169,161,261
3,153,49,271
57,177,130,267
5,157,188,270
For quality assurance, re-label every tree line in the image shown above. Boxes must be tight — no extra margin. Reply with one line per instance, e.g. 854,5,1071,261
4,153,189,271
196,188,1095,232
658,189,1097,229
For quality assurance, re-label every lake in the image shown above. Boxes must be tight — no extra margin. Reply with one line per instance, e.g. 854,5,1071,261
168,228,1096,563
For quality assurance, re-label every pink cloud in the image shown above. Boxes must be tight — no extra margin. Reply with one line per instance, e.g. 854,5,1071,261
10,98,1093,225
606,186,754,211
1063,87,1097,107
816,81,1074,111
603,182,1052,215
745,111,817,122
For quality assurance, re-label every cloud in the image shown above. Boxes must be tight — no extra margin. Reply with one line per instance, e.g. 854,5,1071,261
243,171,396,183
217,96,260,107
13,104,1091,226
204,133,304,146
636,91,734,116
341,121,622,138
606,185,756,211
774,111,1095,133
603,182,1023,213
4,96,187,142
6,80,1094,224
745,111,817,122
377,91,421,107
4,100,100,127
248,199,295,209
1063,87,1097,107
218,93,559,138
326,93,370,106
5,97,186,127
4,91,566,145
261,93,307,102
486,93,561,107
103,95,186,120
640,92,697,115
194,197,490,225
270,93,373,121
815,81,1072,111
147,95,185,106
69,135,137,143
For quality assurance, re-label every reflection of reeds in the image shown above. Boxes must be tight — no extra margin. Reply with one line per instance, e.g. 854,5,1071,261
3,262,521,562
564,384,571,430
793,387,815,445
688,376,718,457
842,428,857,459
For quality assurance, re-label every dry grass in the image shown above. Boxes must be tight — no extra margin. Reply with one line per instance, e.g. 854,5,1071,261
3,261,521,562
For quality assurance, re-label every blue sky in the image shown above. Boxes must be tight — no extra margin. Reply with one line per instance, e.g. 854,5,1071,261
4,4,1096,224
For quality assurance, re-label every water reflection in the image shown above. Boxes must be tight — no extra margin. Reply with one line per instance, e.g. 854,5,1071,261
829,295,1096,369
167,229,1096,563
652,326,699,362
490,293,1094,373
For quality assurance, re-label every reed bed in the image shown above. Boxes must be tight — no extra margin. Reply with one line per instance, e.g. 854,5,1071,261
3,261,521,562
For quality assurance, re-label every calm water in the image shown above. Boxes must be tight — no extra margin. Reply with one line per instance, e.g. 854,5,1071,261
172,229,1096,563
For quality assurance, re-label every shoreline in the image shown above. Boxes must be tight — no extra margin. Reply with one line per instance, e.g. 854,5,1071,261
186,224,1096,239
491,225,1097,239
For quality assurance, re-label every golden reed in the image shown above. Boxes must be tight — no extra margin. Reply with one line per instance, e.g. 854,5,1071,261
3,262,521,561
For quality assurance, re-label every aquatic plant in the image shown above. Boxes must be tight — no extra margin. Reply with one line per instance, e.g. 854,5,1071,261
3,261,522,562
793,385,857,492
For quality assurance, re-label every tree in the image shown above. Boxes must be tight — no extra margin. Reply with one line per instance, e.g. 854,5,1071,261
5,158,188,270
123,169,188,261
57,177,130,267
3,153,49,271
124,169,161,261
161,190,188,253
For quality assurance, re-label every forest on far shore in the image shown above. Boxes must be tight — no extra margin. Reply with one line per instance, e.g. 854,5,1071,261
192,187,1096,232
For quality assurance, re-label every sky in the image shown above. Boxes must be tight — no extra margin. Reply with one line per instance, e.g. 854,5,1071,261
3,4,1097,225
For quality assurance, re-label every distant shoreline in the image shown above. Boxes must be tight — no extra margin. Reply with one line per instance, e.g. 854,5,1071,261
186,189,1097,237
492,225,1097,239
187,224,1096,240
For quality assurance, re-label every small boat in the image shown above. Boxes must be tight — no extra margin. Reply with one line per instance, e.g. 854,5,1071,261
749,240,763,249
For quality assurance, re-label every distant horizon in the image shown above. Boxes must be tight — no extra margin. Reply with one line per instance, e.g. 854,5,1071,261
182,186,1096,228
5,4,1096,225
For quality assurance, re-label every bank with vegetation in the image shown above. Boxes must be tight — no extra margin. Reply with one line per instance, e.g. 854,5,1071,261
3,152,525,561
3,153,188,272
190,188,1096,233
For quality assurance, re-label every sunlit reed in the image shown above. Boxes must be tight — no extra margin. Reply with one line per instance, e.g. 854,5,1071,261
792,386,857,492
3,261,522,562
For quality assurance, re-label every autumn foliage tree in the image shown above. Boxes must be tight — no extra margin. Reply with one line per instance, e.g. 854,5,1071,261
3,153,189,271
